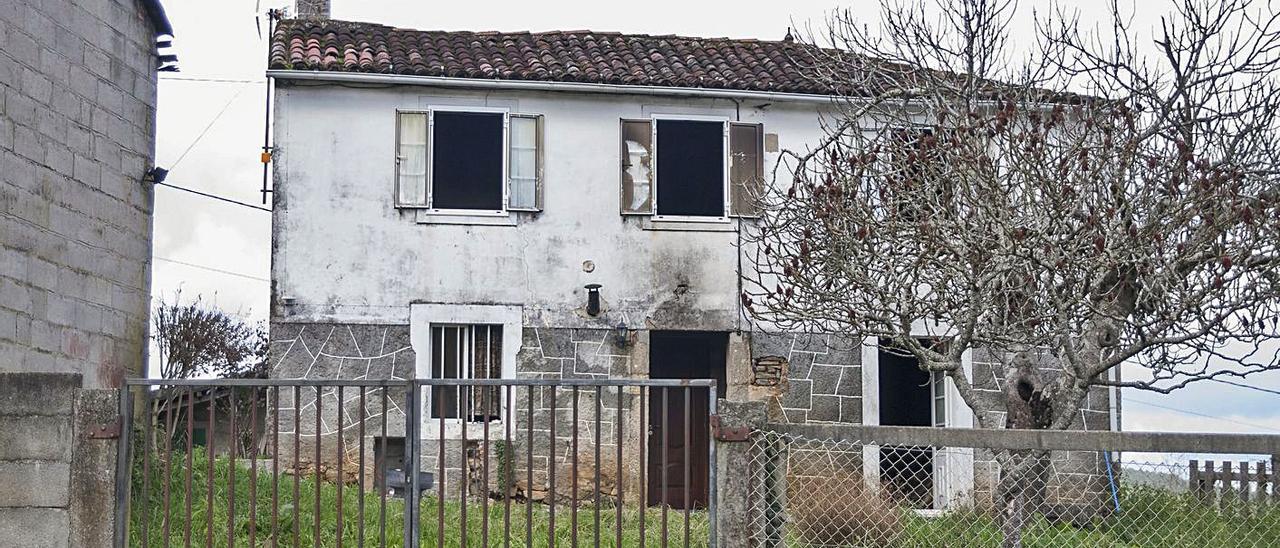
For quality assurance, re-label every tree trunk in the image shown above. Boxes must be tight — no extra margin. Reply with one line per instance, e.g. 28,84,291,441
995,352,1055,548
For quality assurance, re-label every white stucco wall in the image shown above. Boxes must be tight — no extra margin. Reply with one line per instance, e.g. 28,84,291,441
270,83,832,330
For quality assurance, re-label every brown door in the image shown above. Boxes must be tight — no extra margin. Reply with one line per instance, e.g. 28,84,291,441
647,331,727,509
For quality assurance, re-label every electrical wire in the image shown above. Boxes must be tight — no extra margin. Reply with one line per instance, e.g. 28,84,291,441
1208,377,1280,397
168,82,251,170
154,181,271,212
1125,398,1280,432
153,256,269,282
160,76,265,84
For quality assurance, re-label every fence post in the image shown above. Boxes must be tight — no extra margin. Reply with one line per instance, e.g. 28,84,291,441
112,386,134,548
1264,455,1274,501
1241,462,1251,504
761,433,787,548
1190,460,1200,501
404,381,420,547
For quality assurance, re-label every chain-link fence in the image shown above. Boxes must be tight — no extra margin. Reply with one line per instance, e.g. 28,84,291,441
748,428,1280,547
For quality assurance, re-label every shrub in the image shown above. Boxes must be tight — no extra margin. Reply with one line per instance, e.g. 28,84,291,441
788,469,905,546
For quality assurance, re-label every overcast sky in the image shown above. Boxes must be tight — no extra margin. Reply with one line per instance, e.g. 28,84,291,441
151,0,1280,439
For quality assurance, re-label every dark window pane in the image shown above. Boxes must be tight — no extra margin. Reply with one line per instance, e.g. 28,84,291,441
431,111,504,210
656,119,725,217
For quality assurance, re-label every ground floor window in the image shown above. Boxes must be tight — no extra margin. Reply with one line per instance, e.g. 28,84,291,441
428,324,502,421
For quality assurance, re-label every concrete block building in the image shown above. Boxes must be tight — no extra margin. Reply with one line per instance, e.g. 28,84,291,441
0,0,171,545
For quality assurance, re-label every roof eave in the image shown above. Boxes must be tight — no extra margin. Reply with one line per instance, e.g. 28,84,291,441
138,0,173,37
265,69,852,104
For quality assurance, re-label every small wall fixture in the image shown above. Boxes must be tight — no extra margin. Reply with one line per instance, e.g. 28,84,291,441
614,322,631,348
585,284,602,316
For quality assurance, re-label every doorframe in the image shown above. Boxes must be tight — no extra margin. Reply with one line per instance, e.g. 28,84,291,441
861,335,975,510
645,330,728,509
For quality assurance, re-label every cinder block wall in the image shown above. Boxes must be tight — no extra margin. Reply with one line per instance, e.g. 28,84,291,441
1,0,159,545
0,373,122,548
1,0,158,389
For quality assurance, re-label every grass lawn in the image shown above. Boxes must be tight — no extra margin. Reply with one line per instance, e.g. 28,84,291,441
801,488,1280,547
129,449,708,547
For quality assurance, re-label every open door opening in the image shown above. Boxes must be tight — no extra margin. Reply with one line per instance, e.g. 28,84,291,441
647,330,728,509
877,340,940,509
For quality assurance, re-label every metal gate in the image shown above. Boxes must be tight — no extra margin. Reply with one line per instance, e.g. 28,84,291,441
115,377,718,547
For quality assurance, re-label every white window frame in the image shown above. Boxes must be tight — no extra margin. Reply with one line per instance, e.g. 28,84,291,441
395,106,511,217
860,336,975,511
650,114,732,223
409,304,522,439
507,113,544,212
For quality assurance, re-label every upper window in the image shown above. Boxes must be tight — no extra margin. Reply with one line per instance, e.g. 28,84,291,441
396,110,543,213
621,118,764,219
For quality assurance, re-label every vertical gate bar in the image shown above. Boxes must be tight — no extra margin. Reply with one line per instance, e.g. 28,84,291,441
615,385,623,548
272,387,280,548
639,386,646,548
526,386,534,547
293,386,301,548
336,385,344,548
229,388,237,548
503,385,512,548
185,387,194,548
594,385,602,548
378,389,388,548
571,385,579,548
437,382,446,546
207,388,216,548
407,382,422,548
549,386,557,548
314,387,323,548
358,387,366,548
162,387,174,548
683,387,691,548
114,386,134,548
482,383,491,547
250,388,259,548
141,389,153,548
707,383,718,548
461,384,470,544
661,387,669,548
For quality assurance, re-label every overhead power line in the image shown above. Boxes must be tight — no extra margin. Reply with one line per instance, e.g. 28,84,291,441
154,256,269,282
160,76,265,84
1209,377,1280,397
168,82,251,170
155,181,271,212
1125,398,1280,432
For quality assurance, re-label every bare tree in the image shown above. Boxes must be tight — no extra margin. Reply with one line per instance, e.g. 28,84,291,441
743,0,1280,543
152,291,267,457
152,290,266,379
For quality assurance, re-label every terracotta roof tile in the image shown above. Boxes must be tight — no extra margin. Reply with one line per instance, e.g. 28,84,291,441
268,19,862,96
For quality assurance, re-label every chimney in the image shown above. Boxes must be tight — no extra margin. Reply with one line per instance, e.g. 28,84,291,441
295,0,330,19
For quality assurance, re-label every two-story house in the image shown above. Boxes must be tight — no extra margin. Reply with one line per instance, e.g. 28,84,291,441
266,6,1117,511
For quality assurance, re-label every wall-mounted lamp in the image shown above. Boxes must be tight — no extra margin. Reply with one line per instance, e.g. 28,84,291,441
585,284,602,316
145,167,169,184
614,322,632,348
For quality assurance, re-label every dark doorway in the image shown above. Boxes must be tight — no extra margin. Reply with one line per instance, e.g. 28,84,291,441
647,330,728,509
877,340,935,508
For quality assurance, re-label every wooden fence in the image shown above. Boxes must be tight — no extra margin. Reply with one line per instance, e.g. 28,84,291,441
1189,457,1280,504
